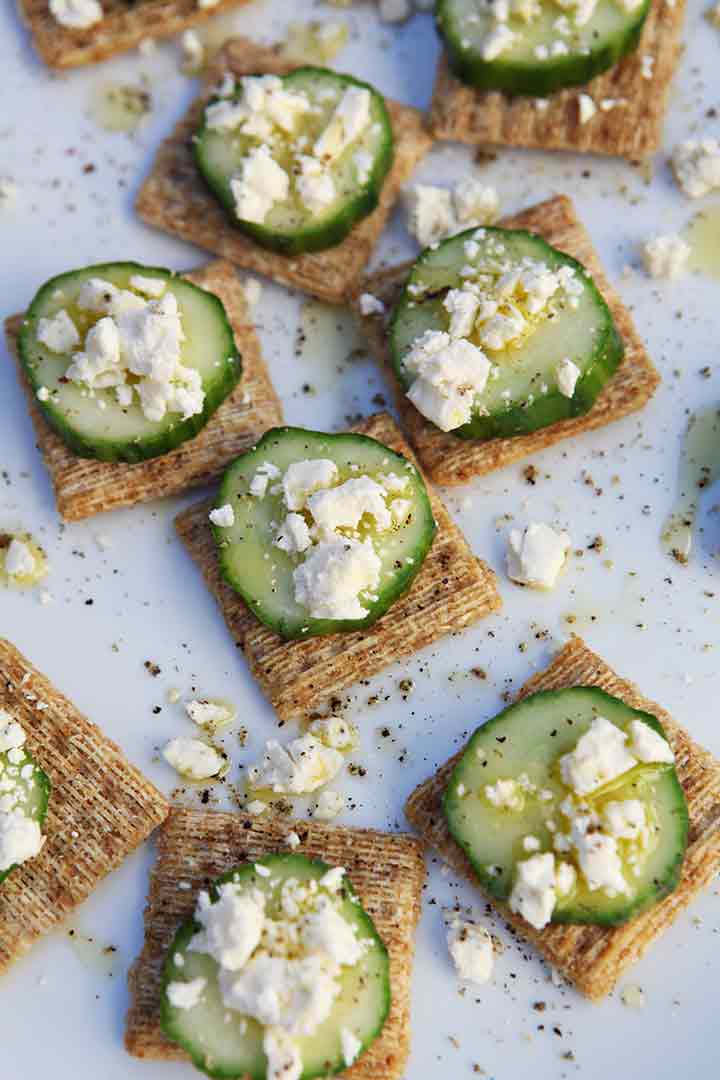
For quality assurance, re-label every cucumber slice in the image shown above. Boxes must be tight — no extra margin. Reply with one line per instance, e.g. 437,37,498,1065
0,735,50,885
212,426,437,640
436,0,651,97
18,262,240,464
389,226,623,440
443,687,688,928
160,854,390,1080
194,68,394,255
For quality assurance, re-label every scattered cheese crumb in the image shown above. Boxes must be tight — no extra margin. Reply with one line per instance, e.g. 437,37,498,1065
641,234,690,280
359,292,386,317
314,789,346,820
163,738,224,780
445,911,494,984
209,504,235,528
506,523,571,590
672,137,720,198
577,94,597,125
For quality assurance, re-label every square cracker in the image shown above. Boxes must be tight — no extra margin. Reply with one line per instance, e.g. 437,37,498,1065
429,0,686,161
174,410,501,722
405,634,720,1001
135,36,433,305
17,0,252,71
352,194,660,486
3,260,283,522
0,638,169,974
125,806,426,1079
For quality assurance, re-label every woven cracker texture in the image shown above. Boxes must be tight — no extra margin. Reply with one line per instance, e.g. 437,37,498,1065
0,638,169,974
136,37,433,304
4,260,283,521
125,807,425,1080
353,194,660,485
404,635,720,1000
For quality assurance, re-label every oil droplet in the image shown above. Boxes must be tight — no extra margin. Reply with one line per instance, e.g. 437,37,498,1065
660,407,720,564
66,928,120,977
89,82,152,133
685,202,720,279
295,300,366,393
0,532,48,589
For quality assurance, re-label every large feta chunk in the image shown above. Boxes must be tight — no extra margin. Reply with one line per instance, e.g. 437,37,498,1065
452,179,499,226
49,0,103,30
404,330,490,432
556,356,581,398
275,513,313,555
313,789,346,820
293,538,381,620
0,719,26,753
66,317,122,388
559,716,637,796
263,1028,302,1080
162,737,224,780
443,288,480,339
4,539,36,579
220,952,340,1036
249,461,281,498
506,522,571,590
166,977,207,1010
445,912,494,984
295,156,336,214
672,137,720,198
248,734,343,794
340,1029,362,1068
209,504,235,528
314,86,371,163
283,459,338,510
308,715,359,753
129,274,167,298
571,827,628,896
307,476,392,535
231,145,290,225
190,883,265,970
0,810,45,873
405,184,455,247
628,720,675,764
36,309,80,354
603,799,647,841
641,234,690,280
508,852,557,930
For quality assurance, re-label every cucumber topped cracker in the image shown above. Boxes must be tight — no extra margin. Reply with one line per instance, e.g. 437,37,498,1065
390,226,623,440
194,68,394,255
443,687,688,929
436,0,651,97
161,855,390,1080
210,426,437,640
0,714,50,885
18,262,240,464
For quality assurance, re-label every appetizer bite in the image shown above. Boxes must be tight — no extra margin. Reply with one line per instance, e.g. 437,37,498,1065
126,807,426,1080
4,260,282,521
354,195,659,485
0,638,168,974
429,0,686,161
196,69,394,255
405,636,720,999
161,855,389,1078
211,426,437,639
17,0,253,70
136,37,432,304
175,412,500,721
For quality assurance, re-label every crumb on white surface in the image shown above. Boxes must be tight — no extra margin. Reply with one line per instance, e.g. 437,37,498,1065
641,234,691,280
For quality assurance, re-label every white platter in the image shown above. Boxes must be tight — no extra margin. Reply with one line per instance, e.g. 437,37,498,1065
1,1,719,1077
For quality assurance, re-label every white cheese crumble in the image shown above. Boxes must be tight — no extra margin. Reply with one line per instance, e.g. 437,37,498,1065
49,0,103,30
485,777,525,811
293,538,381,620
628,720,674,764
641,234,690,280
230,145,290,225
0,810,46,873
282,459,338,510
359,292,386,317
559,716,637,796
185,699,235,732
445,912,494,984
129,274,167,298
0,719,45,873
37,309,80,353
404,330,491,432
248,734,343,795
340,1028,362,1067
209,504,235,528
556,356,581,397
308,476,392,536
405,180,499,247
163,738,224,780
314,789,345,820
508,852,558,930
314,86,372,163
4,539,36,579
308,715,359,753
671,137,720,198
249,461,281,498
506,523,571,590
166,976,207,1010
577,93,597,125
453,179,500,226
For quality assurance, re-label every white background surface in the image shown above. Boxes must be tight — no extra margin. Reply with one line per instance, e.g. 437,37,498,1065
1,1,719,1077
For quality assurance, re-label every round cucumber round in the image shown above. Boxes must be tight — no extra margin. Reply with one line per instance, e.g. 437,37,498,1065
212,426,437,640
436,0,651,97
389,226,624,441
443,687,688,927
18,262,241,464
160,854,390,1080
0,740,50,886
194,67,394,256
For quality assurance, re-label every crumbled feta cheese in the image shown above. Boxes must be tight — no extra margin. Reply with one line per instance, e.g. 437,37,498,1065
555,860,576,896
452,179,499,226
443,288,481,339
37,309,80,354
404,330,490,432
185,699,235,732
308,716,359,753
4,539,36,579
603,799,647,841
163,738,224,780
0,810,45,873
445,912,494,984
559,716,637,796
671,138,720,198
556,356,581,398
340,1028,362,1067
190,883,266,970
129,274,166,298
0,720,26,753
275,513,313,555
359,292,386,317
307,476,392,536
641,234,690,280
572,824,628,895
249,461,281,498
282,459,338,510
628,720,674,764
231,145,290,224
166,976,207,1010
508,852,557,930
577,93,597,125
36,387,50,402
49,0,103,30
286,831,301,849
314,86,371,163
296,155,336,213
482,23,516,61
246,800,267,816
523,835,541,852
354,148,374,184
248,734,343,794
485,778,524,811
405,185,455,247
293,537,381,620
263,1028,302,1080
314,789,345,820
506,523,571,590
209,504,235,528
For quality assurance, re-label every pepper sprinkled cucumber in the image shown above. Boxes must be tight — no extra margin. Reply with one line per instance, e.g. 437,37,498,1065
194,68,394,255
390,225,623,440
